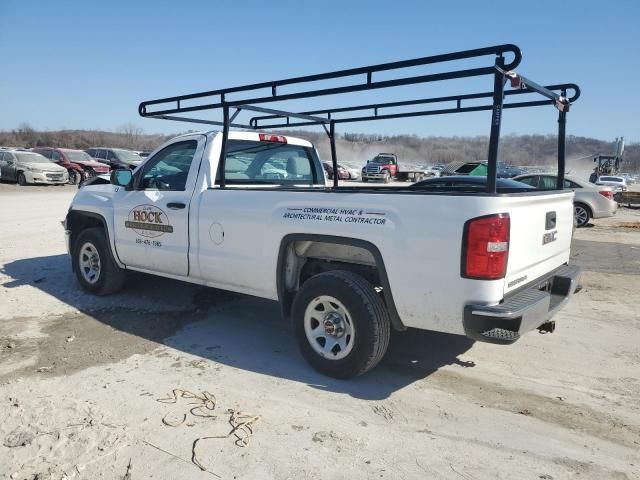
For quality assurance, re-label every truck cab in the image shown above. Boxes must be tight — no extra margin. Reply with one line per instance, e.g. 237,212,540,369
361,153,398,183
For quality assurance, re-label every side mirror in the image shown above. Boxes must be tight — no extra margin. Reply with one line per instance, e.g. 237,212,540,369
110,169,133,187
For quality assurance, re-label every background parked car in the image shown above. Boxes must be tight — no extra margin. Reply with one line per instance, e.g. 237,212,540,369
322,162,349,180
596,175,627,192
85,147,143,169
32,147,109,184
340,164,360,180
513,174,617,227
0,150,68,185
410,175,535,193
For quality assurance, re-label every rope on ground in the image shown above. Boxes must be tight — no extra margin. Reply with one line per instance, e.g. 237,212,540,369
155,389,260,473
191,409,262,471
156,389,217,419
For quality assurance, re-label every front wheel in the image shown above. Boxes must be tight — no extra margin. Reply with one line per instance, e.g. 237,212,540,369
292,270,391,378
68,170,81,185
72,227,126,295
383,172,391,184
17,172,28,186
574,203,590,228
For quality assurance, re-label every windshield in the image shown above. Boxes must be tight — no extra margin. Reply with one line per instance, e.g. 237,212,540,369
63,150,93,162
371,156,395,164
15,152,52,164
114,150,143,163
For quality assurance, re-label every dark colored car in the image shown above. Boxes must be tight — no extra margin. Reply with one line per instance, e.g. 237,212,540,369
410,175,535,193
322,161,349,180
85,147,143,170
32,148,110,184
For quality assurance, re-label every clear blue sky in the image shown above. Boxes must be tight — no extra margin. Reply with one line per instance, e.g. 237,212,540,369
1,0,638,141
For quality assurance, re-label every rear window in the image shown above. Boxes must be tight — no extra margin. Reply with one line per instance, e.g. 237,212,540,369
600,176,622,182
218,140,322,186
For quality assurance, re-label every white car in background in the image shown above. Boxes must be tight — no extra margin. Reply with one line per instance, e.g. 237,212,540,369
596,175,627,192
341,165,361,180
513,174,617,227
0,150,68,186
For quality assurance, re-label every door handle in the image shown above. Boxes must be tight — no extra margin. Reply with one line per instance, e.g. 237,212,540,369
167,202,186,210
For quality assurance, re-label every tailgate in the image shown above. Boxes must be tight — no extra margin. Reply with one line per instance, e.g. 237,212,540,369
503,191,574,295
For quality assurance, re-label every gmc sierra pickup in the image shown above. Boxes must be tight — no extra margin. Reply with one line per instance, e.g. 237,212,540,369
64,44,582,378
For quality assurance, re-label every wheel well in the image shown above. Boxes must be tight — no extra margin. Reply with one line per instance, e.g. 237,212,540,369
66,211,107,255
277,234,406,331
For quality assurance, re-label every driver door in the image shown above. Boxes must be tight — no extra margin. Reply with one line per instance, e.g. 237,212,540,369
113,135,206,276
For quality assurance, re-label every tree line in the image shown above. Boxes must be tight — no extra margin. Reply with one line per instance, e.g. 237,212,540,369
1,124,637,173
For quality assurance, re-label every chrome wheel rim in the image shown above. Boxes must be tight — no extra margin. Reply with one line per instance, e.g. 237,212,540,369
79,242,101,284
304,295,355,360
574,206,588,226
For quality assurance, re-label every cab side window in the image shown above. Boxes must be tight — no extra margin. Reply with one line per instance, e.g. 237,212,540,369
137,140,197,191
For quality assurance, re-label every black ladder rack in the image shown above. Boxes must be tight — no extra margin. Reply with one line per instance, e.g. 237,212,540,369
138,44,580,192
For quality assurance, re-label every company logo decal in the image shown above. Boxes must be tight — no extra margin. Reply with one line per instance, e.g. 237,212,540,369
125,204,173,238
282,207,388,226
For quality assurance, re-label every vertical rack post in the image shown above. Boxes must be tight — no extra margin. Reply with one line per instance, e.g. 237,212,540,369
219,105,229,188
556,89,567,190
329,120,338,188
486,56,506,194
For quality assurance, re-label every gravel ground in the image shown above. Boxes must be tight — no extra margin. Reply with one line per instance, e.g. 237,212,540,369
0,181,639,480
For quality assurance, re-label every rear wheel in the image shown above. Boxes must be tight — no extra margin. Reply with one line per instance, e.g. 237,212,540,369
292,270,391,378
72,227,126,295
574,203,590,227
17,172,27,186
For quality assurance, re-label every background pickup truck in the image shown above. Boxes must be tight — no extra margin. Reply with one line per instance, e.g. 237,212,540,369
361,153,428,183
65,130,581,378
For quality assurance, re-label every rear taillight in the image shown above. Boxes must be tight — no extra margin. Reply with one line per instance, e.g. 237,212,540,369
259,133,287,143
598,190,614,200
462,213,510,280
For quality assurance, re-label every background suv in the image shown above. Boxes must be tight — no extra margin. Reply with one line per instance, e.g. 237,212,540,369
85,148,143,169
32,148,109,184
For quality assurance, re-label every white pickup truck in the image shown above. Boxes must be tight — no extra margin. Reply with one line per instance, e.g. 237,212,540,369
64,45,582,377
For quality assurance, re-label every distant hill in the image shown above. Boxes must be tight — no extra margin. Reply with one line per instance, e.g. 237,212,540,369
2,125,637,175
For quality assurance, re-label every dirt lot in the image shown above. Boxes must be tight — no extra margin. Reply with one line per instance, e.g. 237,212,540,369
0,182,639,480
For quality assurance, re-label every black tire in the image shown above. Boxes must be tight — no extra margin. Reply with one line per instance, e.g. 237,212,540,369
72,227,126,295
68,170,80,185
292,270,391,378
362,178,368,183
17,172,27,186
574,203,591,228
383,172,391,184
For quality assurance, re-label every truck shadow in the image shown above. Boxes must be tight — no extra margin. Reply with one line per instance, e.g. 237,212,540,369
1,254,475,400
